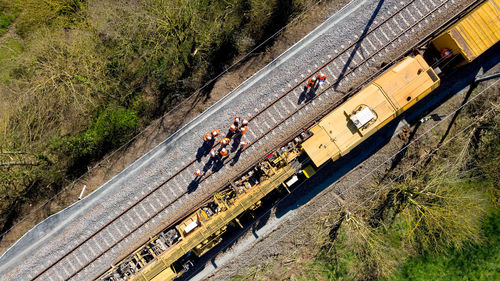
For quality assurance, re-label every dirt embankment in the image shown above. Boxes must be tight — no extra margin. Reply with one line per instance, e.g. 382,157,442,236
0,0,351,255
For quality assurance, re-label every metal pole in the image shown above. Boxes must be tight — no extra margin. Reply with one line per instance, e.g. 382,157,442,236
78,185,87,200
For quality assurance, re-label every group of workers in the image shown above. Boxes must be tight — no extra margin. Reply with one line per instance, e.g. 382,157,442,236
195,116,250,178
305,72,327,88
194,72,328,178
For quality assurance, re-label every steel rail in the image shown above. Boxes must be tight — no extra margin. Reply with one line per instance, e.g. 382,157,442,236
31,0,483,279
93,0,481,278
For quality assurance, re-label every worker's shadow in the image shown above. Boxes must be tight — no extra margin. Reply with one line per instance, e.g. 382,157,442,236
211,157,225,173
203,157,215,172
196,140,214,162
230,149,243,166
298,85,318,105
187,178,201,193
298,86,308,104
231,135,243,152
226,130,235,139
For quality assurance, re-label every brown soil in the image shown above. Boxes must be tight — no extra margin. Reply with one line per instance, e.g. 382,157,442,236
0,0,349,255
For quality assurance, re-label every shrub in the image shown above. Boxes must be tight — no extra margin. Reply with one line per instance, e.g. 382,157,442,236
13,0,85,36
67,107,138,161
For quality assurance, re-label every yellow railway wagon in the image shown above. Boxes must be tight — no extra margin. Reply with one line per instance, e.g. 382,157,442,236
431,0,500,62
131,164,297,281
102,55,439,281
302,55,440,167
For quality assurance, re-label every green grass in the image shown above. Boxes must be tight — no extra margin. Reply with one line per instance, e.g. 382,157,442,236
387,210,500,281
0,0,17,36
0,36,22,82
0,13,14,36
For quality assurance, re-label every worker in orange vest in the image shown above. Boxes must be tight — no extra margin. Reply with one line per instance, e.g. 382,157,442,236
220,147,229,157
240,126,247,135
209,148,217,158
220,137,230,146
239,140,248,149
317,72,327,86
229,123,238,133
203,132,213,142
440,48,452,58
241,119,249,127
211,129,220,138
305,77,317,88
194,169,204,177
233,116,240,127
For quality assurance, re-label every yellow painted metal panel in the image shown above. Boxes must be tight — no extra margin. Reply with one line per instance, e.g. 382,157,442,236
374,56,439,111
302,55,439,167
301,127,341,167
318,84,396,155
150,266,176,281
302,165,316,178
133,166,295,281
432,0,500,62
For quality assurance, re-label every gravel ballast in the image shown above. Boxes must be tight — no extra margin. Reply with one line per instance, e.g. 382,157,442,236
0,0,479,279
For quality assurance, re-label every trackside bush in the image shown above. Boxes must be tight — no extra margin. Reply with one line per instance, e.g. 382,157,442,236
68,107,138,163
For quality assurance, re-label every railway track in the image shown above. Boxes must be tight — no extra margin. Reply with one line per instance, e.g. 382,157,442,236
27,0,481,280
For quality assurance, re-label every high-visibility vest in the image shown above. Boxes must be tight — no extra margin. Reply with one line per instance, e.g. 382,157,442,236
240,126,247,135
220,148,229,156
239,141,248,149
229,124,237,132
203,133,212,142
220,138,230,146
441,48,452,58
211,129,220,137
317,73,327,81
306,77,316,88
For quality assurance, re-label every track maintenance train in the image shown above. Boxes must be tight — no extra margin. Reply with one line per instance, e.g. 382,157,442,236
100,1,499,280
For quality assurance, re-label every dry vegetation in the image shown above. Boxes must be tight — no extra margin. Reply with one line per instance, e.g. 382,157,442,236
232,83,499,280
0,0,313,239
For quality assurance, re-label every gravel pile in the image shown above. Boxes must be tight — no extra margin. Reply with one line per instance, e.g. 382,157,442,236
0,0,476,279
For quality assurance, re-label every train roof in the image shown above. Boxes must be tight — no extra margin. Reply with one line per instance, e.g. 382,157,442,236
432,0,500,62
302,55,439,167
